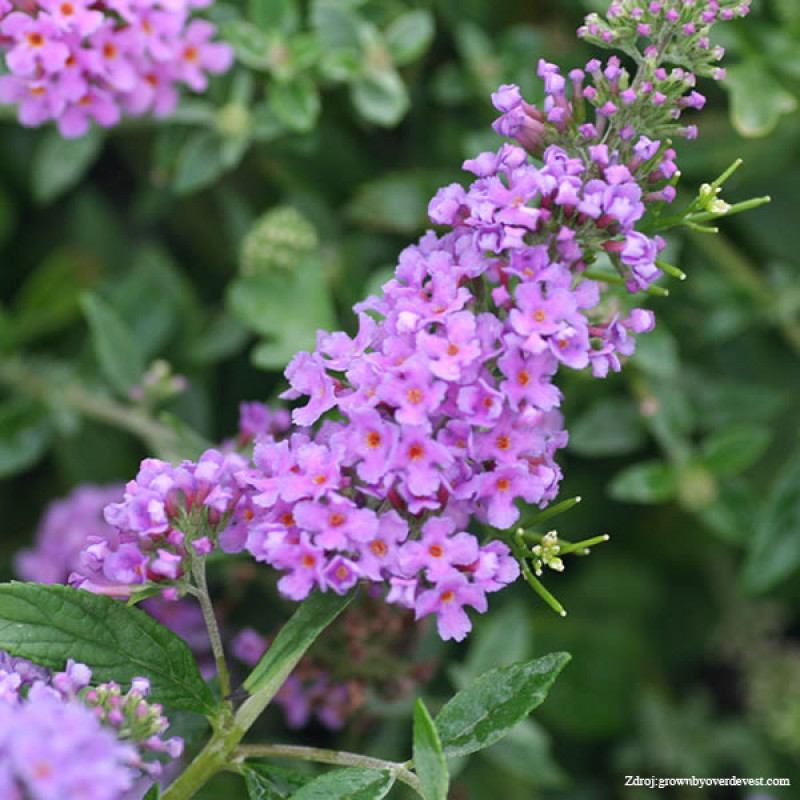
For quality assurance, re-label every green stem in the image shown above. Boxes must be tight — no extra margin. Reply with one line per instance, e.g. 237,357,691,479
584,270,669,296
0,357,177,453
516,495,582,530
558,534,610,556
512,530,567,617
233,744,424,796
191,551,232,703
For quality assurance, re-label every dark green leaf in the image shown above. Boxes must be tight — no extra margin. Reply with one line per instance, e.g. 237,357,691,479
482,719,567,789
346,171,445,234
173,131,226,194
14,248,100,341
351,68,409,126
414,699,448,800
743,446,800,592
290,768,394,800
569,397,646,457
244,763,312,799
0,401,52,479
384,10,435,66
701,424,771,477
0,583,217,716
608,460,678,504
631,325,679,379
189,314,250,365
725,63,797,138
435,652,571,758
143,784,161,800
269,77,320,132
31,128,104,204
80,292,145,396
243,591,353,695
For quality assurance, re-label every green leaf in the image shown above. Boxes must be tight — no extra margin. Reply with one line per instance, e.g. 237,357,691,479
435,652,571,758
0,400,52,479
269,77,320,133
189,314,250,365
631,325,679,379
481,719,567,789
725,63,798,138
244,591,353,695
608,460,678,504
221,20,276,70
80,292,145,396
743,446,800,592
384,9,435,66
0,583,217,716
568,397,646,457
173,130,226,194
249,0,299,34
243,763,312,799
290,769,394,800
701,424,771,477
13,248,100,342
143,784,161,800
227,255,335,371
414,699,448,800
346,171,447,234
310,1,361,52
31,128,104,204
351,68,409,126
155,412,215,463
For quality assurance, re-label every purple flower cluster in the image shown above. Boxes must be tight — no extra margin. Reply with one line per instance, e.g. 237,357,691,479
72,449,249,597
74,0,741,642
0,653,182,798
580,1,750,84
0,0,232,137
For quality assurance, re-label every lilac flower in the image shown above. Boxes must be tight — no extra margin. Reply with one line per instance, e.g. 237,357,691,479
0,652,182,797
0,0,233,136
414,573,488,642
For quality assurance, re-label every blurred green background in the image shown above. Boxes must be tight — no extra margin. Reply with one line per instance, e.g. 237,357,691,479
1,0,799,797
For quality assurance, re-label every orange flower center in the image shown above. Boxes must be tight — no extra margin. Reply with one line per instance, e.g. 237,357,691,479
103,43,116,59
496,435,511,450
408,444,425,461
312,474,327,486
329,513,346,527
407,388,424,405
518,371,530,386
366,431,381,449
496,478,511,491
27,32,44,47
302,554,315,568
447,344,460,356
60,2,74,14
280,513,295,527
533,309,546,322
428,545,444,558
440,590,455,604
370,540,387,557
